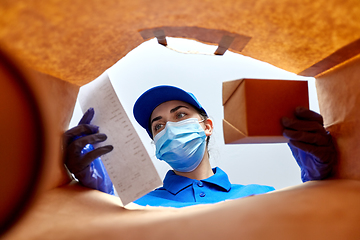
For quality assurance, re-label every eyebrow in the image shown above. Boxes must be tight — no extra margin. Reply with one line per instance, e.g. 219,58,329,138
170,105,189,113
150,105,189,125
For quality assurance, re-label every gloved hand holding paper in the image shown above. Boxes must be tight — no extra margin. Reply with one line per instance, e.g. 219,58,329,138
63,108,113,175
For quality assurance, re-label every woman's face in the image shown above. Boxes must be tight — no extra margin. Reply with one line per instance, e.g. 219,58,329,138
150,100,212,138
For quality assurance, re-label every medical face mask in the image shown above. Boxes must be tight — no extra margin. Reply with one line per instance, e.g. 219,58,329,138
153,118,207,172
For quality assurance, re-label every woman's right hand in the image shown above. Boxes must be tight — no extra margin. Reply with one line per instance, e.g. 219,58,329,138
63,108,113,175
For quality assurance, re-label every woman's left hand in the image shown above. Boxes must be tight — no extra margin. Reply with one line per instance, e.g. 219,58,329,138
281,107,337,182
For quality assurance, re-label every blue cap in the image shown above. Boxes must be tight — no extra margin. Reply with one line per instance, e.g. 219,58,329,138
133,85,207,138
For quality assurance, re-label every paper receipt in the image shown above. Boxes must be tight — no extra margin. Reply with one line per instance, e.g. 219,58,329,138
78,72,162,206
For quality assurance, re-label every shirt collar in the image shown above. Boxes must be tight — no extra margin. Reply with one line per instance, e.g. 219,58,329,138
163,167,232,195
202,167,232,191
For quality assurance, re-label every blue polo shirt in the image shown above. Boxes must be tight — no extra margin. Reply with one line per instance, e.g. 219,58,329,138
76,159,275,208
133,167,275,208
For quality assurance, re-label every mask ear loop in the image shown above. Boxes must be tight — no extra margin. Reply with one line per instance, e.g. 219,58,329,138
198,117,208,140
149,140,157,158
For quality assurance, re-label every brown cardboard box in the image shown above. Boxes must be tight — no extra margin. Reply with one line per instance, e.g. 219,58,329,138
223,79,309,144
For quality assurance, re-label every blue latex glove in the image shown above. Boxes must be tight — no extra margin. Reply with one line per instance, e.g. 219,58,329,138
63,108,115,194
281,107,337,182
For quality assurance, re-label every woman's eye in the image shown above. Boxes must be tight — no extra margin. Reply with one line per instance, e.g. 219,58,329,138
176,112,186,119
154,123,164,132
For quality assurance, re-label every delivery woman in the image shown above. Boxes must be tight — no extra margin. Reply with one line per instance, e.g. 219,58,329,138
63,85,336,207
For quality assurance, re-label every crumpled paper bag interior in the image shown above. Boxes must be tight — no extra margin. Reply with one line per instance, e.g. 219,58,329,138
1,0,360,239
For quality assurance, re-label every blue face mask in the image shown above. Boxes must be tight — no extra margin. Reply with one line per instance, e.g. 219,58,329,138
153,118,207,172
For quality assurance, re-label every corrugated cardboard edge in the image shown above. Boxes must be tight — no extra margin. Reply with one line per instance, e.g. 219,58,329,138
222,119,247,144
222,79,244,105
